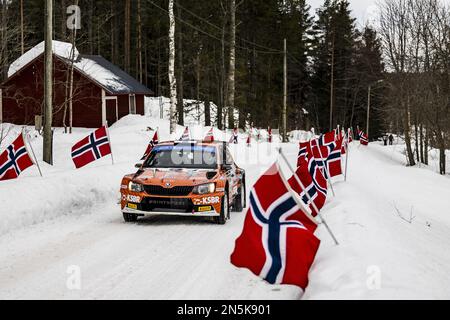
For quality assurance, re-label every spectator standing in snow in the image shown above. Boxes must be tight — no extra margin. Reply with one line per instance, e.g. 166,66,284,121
388,134,394,145
383,135,388,146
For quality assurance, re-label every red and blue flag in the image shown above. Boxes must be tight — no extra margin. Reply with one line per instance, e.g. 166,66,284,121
0,134,34,181
71,126,111,169
230,163,320,289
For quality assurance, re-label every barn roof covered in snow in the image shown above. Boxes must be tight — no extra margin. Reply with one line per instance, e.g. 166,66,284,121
7,40,152,95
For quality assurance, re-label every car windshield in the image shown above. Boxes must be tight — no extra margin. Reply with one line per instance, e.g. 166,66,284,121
143,144,218,169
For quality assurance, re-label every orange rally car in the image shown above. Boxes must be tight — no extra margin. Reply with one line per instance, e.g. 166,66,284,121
120,140,246,224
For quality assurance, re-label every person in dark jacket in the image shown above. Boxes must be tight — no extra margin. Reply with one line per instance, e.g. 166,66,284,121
383,135,388,146
388,134,394,145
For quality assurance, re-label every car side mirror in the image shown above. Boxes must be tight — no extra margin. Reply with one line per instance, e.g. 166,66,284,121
222,163,233,171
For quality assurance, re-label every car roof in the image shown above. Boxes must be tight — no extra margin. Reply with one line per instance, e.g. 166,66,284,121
157,140,226,147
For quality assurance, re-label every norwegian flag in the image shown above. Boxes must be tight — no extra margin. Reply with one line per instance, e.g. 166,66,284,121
230,163,320,289
0,134,34,181
360,131,369,146
141,131,159,160
71,126,112,169
289,155,327,216
310,131,336,168
357,127,362,140
246,133,251,146
180,126,190,141
204,127,214,142
297,141,310,167
326,138,343,178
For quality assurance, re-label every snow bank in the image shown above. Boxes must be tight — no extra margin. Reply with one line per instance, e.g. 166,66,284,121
0,115,173,236
0,114,271,236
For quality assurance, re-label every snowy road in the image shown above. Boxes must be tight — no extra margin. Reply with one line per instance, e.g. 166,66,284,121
1,118,450,299
0,142,302,300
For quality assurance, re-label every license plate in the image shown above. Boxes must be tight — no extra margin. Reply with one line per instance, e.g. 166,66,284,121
127,203,138,210
198,206,212,212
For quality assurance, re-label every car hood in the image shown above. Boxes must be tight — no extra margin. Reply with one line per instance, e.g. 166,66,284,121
132,168,218,186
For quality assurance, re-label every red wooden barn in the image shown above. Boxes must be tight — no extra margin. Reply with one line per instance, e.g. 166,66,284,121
0,40,153,128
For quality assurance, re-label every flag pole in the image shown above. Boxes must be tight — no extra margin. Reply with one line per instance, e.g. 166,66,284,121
310,128,335,197
344,129,350,182
22,129,43,177
105,121,114,165
278,148,339,245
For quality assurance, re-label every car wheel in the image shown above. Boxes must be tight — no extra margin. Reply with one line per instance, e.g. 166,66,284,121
215,191,229,225
123,212,138,222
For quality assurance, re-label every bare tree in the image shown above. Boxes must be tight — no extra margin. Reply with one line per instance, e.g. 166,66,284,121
226,0,236,129
379,0,450,173
168,0,177,134
379,0,416,166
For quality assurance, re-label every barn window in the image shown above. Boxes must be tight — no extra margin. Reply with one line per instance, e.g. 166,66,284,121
129,94,136,114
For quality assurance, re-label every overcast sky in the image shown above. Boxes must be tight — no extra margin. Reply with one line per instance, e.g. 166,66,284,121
307,0,450,28
306,0,379,27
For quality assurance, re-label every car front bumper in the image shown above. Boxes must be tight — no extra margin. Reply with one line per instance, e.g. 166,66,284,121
122,206,220,217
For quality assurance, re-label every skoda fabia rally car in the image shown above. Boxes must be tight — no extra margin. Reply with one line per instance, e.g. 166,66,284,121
120,140,246,224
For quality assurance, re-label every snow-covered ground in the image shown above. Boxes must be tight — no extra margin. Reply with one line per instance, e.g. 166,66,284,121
1,115,450,299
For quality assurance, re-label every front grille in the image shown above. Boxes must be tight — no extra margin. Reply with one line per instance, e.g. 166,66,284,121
140,197,193,212
143,185,194,196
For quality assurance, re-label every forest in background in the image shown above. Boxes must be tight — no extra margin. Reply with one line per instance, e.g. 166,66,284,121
0,0,449,173
0,0,385,135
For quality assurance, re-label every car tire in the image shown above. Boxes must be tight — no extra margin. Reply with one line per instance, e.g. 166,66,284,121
123,212,138,222
215,191,229,225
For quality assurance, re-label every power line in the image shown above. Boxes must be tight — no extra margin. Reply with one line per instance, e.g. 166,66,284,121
145,0,283,55
145,0,324,73
175,2,283,54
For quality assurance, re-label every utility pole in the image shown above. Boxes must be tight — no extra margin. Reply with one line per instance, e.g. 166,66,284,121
329,31,335,131
367,85,371,140
282,38,288,142
20,0,24,55
43,0,53,164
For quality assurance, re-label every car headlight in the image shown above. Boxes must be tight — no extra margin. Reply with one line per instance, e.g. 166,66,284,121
128,181,144,192
193,183,215,195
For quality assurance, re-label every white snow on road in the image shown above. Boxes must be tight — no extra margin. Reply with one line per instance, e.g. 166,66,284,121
1,115,450,299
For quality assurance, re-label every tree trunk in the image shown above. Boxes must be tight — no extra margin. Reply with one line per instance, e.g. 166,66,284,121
124,0,131,72
176,0,184,126
88,1,94,54
424,126,429,165
403,97,416,166
414,121,420,163
205,100,211,127
438,132,446,175
168,0,177,134
226,0,236,129
43,0,53,164
137,0,143,82
20,0,24,55
419,122,424,164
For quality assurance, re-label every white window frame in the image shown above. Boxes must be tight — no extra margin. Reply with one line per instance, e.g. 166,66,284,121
129,94,136,115
105,96,118,122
